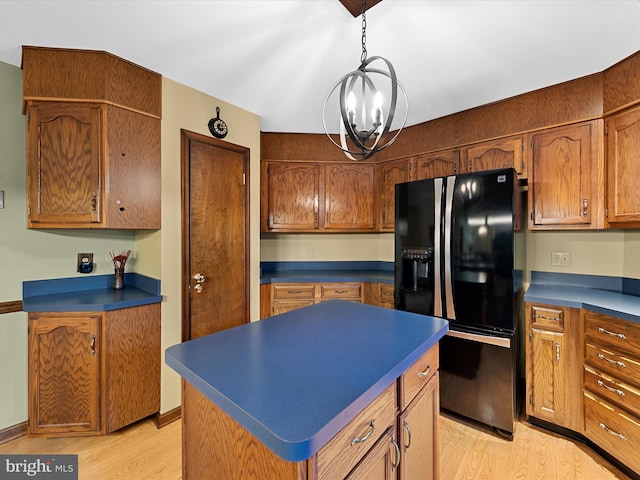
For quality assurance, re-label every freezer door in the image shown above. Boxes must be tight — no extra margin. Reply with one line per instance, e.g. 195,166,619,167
440,329,517,435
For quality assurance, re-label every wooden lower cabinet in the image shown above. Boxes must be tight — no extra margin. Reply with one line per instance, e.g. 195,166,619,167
267,282,363,317
181,345,440,480
28,303,161,437
525,303,583,431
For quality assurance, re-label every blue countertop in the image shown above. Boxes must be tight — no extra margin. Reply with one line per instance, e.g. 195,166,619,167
22,273,162,312
165,300,448,462
524,272,640,324
260,261,394,285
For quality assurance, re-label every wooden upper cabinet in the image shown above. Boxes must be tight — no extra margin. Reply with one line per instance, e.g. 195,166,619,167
414,149,460,180
324,164,375,230
606,105,640,227
528,120,605,230
377,158,410,231
23,47,162,230
263,162,321,231
27,102,102,226
463,135,526,177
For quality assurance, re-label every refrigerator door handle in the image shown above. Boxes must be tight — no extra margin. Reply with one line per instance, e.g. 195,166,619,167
444,176,456,319
447,329,511,349
433,178,443,317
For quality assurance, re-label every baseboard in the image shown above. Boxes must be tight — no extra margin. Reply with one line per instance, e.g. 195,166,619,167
153,406,181,428
0,421,27,445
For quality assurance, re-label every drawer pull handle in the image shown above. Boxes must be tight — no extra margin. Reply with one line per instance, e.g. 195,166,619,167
403,419,412,449
391,436,400,469
334,290,349,294
597,379,625,397
533,314,561,322
350,420,375,446
597,353,626,368
555,342,561,362
598,327,626,340
418,365,432,378
287,290,303,294
599,422,626,441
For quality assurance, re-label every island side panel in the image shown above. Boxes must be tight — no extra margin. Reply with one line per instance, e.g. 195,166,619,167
182,381,308,480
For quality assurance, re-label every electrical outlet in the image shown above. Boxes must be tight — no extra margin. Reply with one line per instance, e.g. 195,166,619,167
551,251,571,267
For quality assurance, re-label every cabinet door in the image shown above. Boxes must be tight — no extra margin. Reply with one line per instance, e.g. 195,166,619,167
28,312,102,436
526,304,583,431
324,164,375,230
378,159,410,231
463,136,524,176
398,373,439,480
264,162,321,231
528,121,604,229
607,106,640,227
104,105,161,229
27,102,102,226
414,149,459,180
344,427,397,480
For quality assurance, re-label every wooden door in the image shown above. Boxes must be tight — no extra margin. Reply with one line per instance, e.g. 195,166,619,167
263,162,321,231
414,149,459,180
378,158,410,231
28,312,101,435
324,164,375,230
529,329,566,424
529,122,601,228
182,130,250,340
27,101,102,226
464,136,524,175
398,374,439,480
607,106,640,227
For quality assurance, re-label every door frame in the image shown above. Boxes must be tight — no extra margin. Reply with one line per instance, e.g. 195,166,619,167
180,129,251,341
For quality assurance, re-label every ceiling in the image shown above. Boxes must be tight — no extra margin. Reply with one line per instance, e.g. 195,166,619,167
1,1,639,134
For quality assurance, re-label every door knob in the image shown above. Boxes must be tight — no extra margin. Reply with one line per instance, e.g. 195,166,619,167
194,283,203,294
193,273,206,283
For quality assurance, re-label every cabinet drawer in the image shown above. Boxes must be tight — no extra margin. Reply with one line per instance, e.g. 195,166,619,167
315,383,396,480
584,391,640,474
585,342,640,388
530,304,564,332
584,365,640,418
399,344,439,410
319,283,362,300
272,284,315,300
584,311,640,357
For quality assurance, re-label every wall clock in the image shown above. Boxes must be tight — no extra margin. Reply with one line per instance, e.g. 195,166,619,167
208,107,228,139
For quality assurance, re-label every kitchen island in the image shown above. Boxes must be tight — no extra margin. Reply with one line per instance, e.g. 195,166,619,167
165,300,448,480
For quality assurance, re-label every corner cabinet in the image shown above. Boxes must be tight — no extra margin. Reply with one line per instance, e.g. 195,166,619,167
28,304,161,437
606,105,640,228
525,303,583,432
527,120,605,230
26,102,161,229
23,46,161,230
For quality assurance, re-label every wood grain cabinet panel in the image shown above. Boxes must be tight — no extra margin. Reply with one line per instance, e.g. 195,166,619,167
28,304,160,437
324,164,375,230
414,149,460,180
377,159,410,231
263,162,321,231
606,105,640,227
463,135,525,177
525,303,583,432
528,120,605,229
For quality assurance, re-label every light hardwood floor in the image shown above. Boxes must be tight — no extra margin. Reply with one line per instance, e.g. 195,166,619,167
0,414,632,479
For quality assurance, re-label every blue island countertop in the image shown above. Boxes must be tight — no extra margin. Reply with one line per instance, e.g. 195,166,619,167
165,300,448,462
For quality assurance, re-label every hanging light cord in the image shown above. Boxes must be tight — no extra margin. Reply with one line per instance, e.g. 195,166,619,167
361,0,367,64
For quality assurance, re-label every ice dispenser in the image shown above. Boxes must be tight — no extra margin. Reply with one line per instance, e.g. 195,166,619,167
397,247,434,315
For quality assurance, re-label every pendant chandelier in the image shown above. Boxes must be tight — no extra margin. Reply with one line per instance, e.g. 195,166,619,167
322,0,408,161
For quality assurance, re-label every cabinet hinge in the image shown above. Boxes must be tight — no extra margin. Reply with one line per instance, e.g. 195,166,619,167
528,332,532,342
605,208,608,218
529,395,533,405
27,206,31,216
605,124,608,135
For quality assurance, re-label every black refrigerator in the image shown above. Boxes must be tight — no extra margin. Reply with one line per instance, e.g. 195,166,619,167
394,168,524,437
